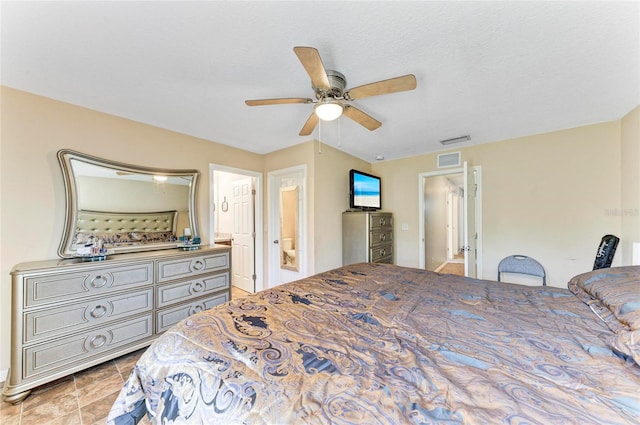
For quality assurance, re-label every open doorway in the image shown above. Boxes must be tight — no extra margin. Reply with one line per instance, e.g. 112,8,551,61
418,164,482,278
210,165,263,294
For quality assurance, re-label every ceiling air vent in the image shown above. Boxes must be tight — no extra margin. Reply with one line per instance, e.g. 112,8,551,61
437,152,461,168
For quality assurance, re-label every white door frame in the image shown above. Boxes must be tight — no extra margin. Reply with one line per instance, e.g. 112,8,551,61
267,165,308,287
209,164,264,292
418,166,483,278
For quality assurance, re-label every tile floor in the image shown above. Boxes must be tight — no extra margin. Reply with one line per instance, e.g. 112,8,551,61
0,285,251,425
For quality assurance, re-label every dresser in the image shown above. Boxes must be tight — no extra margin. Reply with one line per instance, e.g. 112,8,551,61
342,211,393,265
2,244,231,403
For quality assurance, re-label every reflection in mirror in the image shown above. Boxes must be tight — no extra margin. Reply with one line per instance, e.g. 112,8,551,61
280,185,299,271
57,149,200,258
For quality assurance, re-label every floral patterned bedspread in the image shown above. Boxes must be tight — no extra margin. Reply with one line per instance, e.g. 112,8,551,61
107,263,640,424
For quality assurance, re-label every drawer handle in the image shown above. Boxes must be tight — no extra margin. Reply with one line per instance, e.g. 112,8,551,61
189,303,205,315
90,275,108,288
192,260,205,271
89,334,107,349
191,281,205,293
380,249,386,256
380,233,386,241
90,304,108,319
380,218,386,226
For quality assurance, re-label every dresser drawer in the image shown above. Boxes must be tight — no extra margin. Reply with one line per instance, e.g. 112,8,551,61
23,288,153,344
157,252,229,283
156,293,229,333
370,229,393,247
368,213,393,230
23,314,153,379
157,272,229,308
373,254,393,264
370,244,392,262
24,262,153,308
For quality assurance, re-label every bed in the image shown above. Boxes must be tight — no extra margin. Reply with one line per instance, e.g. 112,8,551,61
107,263,640,424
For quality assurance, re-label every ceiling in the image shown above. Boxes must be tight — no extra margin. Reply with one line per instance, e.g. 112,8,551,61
2,1,638,162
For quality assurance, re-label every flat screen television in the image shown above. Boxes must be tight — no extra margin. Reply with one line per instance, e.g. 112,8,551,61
349,169,381,210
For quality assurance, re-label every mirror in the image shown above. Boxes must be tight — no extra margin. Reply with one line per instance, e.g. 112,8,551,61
280,185,299,271
57,149,200,258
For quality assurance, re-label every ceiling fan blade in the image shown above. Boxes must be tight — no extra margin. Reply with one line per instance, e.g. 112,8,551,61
345,74,417,100
342,106,382,131
299,113,319,136
245,98,313,106
293,46,330,90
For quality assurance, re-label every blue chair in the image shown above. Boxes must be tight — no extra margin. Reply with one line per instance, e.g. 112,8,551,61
497,255,546,286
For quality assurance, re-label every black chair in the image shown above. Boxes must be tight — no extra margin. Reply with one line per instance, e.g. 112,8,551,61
593,234,619,270
497,255,546,286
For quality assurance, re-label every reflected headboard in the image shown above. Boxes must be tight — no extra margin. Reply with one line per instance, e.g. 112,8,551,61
72,210,178,248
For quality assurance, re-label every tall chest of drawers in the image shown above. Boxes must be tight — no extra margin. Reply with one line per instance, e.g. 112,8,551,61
342,211,394,265
3,244,231,403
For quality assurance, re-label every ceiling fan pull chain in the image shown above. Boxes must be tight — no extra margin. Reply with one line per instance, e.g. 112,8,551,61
318,120,323,154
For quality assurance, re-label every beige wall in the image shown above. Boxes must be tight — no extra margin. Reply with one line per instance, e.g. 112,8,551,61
0,86,263,375
1,85,637,377
312,141,371,272
373,121,623,287
621,105,640,264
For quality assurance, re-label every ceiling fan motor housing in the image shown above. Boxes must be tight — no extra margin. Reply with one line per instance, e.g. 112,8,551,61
315,70,347,99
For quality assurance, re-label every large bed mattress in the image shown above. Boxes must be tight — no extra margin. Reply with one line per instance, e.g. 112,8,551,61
108,263,640,424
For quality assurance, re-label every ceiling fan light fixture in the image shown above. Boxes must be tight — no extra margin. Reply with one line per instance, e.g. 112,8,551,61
315,100,343,121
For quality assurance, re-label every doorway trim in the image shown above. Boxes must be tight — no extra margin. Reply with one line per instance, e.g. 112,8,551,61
267,164,308,288
209,164,264,292
418,166,483,278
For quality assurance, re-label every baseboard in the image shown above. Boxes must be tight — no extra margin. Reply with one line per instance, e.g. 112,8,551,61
0,368,7,384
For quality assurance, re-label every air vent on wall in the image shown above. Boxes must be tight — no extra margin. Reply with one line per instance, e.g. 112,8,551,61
437,152,461,168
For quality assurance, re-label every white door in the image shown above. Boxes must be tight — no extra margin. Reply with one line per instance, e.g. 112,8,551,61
268,166,306,287
232,178,255,292
463,162,477,278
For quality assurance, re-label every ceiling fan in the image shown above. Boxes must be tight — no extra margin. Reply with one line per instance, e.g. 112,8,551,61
245,46,417,136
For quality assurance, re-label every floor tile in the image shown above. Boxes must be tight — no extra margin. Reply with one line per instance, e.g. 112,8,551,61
74,360,119,389
77,373,125,408
20,391,78,423
22,376,76,413
0,398,22,419
80,389,120,425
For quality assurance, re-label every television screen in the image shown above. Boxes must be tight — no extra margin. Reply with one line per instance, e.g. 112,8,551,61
350,169,381,210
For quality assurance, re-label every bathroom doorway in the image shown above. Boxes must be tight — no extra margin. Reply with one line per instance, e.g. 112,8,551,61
210,165,263,293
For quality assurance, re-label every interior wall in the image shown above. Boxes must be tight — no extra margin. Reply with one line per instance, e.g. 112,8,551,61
621,105,640,265
312,141,371,273
372,121,623,288
0,86,263,375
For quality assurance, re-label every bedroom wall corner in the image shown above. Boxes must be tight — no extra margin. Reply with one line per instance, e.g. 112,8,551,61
312,141,371,273
621,104,640,265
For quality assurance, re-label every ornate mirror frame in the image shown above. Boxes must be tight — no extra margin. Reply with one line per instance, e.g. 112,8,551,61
57,149,200,258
